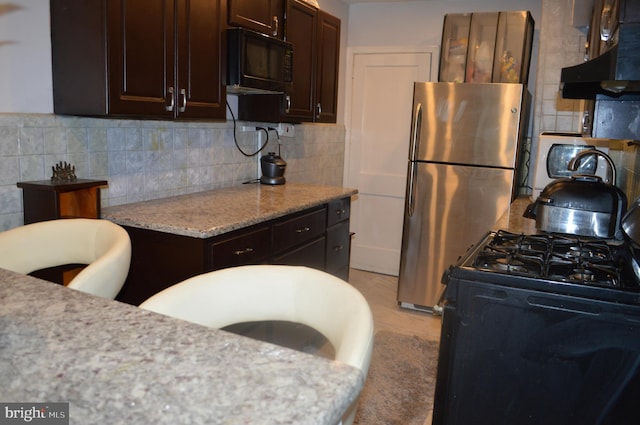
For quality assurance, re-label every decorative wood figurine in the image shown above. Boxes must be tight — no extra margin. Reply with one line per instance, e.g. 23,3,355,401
51,161,77,183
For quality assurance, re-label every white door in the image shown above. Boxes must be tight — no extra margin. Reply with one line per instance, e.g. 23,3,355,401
345,47,437,276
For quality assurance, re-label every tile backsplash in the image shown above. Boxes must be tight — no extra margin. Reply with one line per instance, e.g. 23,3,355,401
0,114,345,230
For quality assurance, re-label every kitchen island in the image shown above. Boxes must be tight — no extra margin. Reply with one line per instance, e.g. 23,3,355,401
103,183,357,238
102,183,357,305
0,268,363,425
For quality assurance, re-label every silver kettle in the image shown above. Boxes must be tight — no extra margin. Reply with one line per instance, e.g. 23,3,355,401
524,149,627,239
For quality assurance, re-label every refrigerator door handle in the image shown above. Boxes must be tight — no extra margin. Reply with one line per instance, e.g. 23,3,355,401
409,102,422,162
407,102,422,217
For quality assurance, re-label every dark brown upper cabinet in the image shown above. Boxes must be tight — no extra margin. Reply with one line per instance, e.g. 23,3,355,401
283,1,340,123
50,0,226,120
314,10,341,123
228,0,284,38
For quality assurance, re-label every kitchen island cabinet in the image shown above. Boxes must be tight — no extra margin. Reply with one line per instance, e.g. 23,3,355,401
325,197,352,278
0,268,362,425
102,183,356,305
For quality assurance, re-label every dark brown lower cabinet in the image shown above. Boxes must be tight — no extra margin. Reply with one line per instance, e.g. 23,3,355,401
273,238,326,270
325,221,350,280
116,198,351,305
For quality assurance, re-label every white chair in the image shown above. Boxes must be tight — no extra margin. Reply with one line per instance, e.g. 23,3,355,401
0,218,131,299
140,265,374,425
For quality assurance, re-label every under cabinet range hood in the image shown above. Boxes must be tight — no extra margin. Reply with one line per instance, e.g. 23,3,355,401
561,35,640,98
561,0,640,99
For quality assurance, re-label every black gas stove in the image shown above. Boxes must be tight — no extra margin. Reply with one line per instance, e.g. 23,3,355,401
432,230,640,425
453,230,640,303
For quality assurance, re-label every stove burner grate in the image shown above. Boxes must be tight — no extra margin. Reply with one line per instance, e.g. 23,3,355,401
474,251,544,275
547,262,621,287
473,230,627,288
549,237,613,264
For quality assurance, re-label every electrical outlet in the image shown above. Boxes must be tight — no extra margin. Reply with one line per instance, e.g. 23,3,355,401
277,123,295,137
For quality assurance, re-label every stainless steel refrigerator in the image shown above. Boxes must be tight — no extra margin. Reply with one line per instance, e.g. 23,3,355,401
397,82,530,313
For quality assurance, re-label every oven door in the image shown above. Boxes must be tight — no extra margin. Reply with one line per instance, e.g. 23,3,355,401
432,277,640,425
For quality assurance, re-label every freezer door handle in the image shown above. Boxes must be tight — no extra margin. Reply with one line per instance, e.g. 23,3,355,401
407,102,422,217
409,102,422,162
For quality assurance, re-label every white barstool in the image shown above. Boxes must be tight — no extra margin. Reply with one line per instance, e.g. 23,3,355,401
0,218,131,299
140,265,374,425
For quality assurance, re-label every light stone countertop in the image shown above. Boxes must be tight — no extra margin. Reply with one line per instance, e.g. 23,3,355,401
0,269,363,425
102,183,358,238
492,195,538,234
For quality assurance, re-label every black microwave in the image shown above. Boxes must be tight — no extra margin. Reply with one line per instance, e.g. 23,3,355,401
227,28,293,94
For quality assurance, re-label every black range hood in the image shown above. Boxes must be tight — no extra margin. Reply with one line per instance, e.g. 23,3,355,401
561,22,640,99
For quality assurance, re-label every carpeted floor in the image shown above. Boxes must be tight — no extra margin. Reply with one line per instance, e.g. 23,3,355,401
354,331,440,425
224,322,440,424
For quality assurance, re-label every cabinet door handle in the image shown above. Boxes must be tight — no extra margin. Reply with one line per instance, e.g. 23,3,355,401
285,95,291,113
332,244,344,253
272,16,279,37
335,209,346,216
233,247,254,256
316,102,322,119
179,88,187,113
166,87,175,112
295,226,310,233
